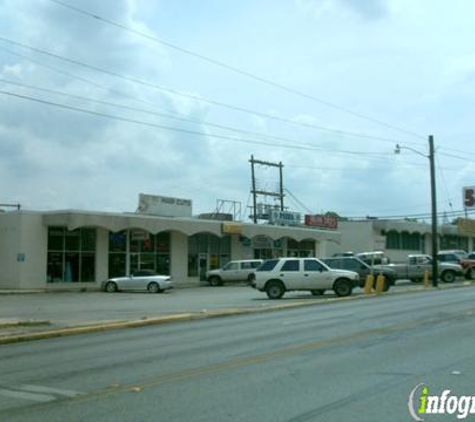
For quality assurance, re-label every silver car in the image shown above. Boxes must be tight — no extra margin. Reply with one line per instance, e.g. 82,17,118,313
102,270,174,293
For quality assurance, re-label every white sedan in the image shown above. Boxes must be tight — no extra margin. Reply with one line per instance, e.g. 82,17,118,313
102,270,174,293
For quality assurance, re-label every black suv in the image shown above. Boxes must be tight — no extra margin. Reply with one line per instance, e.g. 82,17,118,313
321,257,397,290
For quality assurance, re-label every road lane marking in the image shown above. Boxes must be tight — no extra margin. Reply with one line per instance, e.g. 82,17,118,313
0,388,55,402
0,385,83,403
282,312,354,326
18,384,82,398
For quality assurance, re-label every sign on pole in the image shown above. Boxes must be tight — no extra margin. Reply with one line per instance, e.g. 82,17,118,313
463,186,475,210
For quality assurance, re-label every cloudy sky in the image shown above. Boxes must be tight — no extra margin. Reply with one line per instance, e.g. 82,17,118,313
1,0,475,221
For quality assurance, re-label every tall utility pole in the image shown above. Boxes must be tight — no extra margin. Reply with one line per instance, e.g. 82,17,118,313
395,135,438,287
429,135,438,287
251,155,258,223
249,156,284,223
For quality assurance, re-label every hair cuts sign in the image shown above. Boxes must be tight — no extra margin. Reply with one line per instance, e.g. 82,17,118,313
137,193,192,218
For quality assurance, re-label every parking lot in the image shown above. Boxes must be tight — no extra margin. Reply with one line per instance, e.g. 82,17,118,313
0,278,472,341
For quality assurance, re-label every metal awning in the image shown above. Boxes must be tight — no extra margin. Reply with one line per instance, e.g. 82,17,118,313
42,210,341,243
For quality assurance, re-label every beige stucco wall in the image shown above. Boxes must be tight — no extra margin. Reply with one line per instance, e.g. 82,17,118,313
0,212,22,288
0,212,47,289
325,221,373,257
170,231,197,286
95,228,109,284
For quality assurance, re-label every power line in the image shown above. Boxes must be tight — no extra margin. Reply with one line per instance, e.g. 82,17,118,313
0,78,398,156
344,208,475,221
436,154,454,214
284,188,313,214
0,39,415,146
438,151,473,162
0,89,393,157
48,0,425,140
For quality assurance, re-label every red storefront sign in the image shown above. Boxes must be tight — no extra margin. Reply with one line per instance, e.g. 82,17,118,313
304,215,338,230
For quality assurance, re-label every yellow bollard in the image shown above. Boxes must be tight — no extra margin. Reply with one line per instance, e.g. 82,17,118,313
364,274,375,294
424,270,430,287
375,274,386,294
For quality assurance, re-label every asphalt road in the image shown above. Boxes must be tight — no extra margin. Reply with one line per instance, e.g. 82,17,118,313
2,286,475,421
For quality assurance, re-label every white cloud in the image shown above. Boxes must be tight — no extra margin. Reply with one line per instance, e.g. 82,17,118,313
0,0,474,219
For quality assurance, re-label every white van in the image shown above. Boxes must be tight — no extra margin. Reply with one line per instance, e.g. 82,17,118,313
206,260,263,286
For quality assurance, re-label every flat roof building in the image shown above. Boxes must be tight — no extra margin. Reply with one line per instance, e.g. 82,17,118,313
0,208,340,290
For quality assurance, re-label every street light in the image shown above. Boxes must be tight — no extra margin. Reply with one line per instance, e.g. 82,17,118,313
395,135,438,287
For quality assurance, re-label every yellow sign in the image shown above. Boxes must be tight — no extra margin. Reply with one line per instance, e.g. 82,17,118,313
458,218,475,237
222,223,242,235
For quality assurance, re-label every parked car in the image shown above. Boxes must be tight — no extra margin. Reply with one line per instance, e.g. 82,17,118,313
437,250,475,279
331,251,355,257
206,259,263,286
251,257,359,299
102,269,174,293
356,251,390,265
321,256,396,291
379,254,463,283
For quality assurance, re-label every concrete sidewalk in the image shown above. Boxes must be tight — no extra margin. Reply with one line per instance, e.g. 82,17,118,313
0,281,472,345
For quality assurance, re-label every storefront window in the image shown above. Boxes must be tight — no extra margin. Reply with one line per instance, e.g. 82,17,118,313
386,231,400,250
187,234,231,277
286,239,315,257
108,230,171,277
47,227,96,283
440,235,468,251
401,232,421,250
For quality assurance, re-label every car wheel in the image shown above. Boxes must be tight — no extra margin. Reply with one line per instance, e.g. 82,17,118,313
105,281,118,293
247,274,255,285
311,289,325,296
266,280,285,299
333,279,352,297
441,270,456,283
209,276,222,287
147,282,161,293
466,267,475,280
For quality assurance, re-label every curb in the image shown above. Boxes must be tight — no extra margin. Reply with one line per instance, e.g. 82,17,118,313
0,295,371,345
0,282,473,345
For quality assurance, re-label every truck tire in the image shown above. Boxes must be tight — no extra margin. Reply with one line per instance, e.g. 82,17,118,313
410,278,422,283
209,276,223,287
465,267,475,280
333,279,352,297
266,280,285,299
441,270,456,283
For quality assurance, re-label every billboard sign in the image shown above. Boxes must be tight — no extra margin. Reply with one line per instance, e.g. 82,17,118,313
304,215,338,230
268,210,301,226
137,193,192,218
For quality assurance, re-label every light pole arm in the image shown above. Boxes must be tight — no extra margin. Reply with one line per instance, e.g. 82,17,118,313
394,137,438,287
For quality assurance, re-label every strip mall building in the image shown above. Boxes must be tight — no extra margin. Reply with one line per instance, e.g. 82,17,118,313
0,195,341,290
2,193,474,291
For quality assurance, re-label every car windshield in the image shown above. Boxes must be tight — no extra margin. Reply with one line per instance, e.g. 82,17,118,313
256,259,279,271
